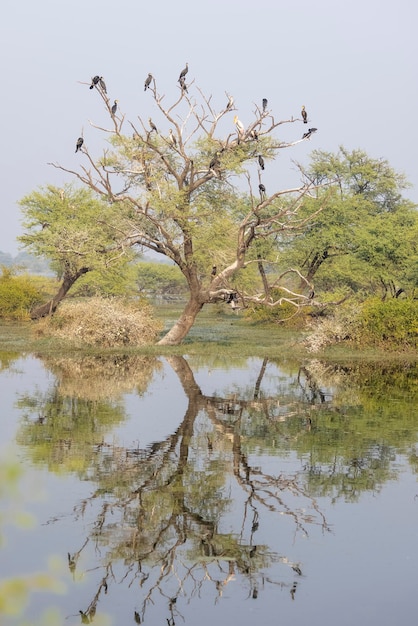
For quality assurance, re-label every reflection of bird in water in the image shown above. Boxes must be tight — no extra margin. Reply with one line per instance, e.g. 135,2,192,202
262,98,268,112
301,105,308,123
258,154,265,170
178,62,188,82
259,183,266,200
111,99,118,115
67,552,76,574
75,137,83,153
290,582,298,600
144,73,153,91
89,75,100,89
302,127,317,140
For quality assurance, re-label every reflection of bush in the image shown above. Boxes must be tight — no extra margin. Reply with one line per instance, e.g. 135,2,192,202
41,354,161,399
35,296,163,347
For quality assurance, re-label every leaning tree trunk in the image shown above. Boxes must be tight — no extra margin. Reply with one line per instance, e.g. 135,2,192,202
157,295,204,346
30,267,90,320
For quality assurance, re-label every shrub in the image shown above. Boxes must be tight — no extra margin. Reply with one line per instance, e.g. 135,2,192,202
304,304,361,353
244,299,311,329
357,297,418,349
0,267,44,320
34,296,163,347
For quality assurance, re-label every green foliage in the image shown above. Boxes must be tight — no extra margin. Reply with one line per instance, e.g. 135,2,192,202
18,184,136,283
244,294,310,328
0,266,44,320
135,261,188,297
357,297,418,348
281,147,418,300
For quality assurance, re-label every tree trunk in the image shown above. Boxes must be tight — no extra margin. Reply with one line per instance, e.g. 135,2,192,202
30,267,90,319
157,296,204,345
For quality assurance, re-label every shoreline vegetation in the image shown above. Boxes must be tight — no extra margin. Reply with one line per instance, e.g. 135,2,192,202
1,304,417,363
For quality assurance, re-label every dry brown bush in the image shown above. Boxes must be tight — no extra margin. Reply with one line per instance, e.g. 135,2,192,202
35,296,163,347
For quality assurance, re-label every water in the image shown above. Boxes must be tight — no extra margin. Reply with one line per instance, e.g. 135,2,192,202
0,353,417,625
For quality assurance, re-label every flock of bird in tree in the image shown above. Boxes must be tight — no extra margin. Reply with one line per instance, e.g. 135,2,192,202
75,63,317,202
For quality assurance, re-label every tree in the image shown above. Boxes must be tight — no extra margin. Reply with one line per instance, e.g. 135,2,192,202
19,185,137,318
37,69,326,344
283,147,418,298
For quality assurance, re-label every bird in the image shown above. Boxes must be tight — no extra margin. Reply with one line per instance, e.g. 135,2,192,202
168,129,177,148
302,127,318,139
178,62,188,82
258,155,265,170
234,115,245,135
211,265,217,276
79,610,90,624
75,137,84,152
301,105,308,123
226,93,234,110
209,152,221,173
250,129,259,140
259,183,266,200
144,73,153,91
99,77,107,93
179,75,188,93
148,118,157,132
262,98,268,112
89,76,100,89
111,99,118,115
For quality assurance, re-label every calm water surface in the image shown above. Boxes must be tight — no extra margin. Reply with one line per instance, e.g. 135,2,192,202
0,353,417,626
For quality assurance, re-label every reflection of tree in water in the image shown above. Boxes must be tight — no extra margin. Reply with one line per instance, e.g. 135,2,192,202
14,354,418,623
16,355,161,471
58,356,332,623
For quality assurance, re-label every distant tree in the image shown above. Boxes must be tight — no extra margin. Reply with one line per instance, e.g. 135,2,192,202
282,147,418,298
135,261,188,298
41,71,329,344
19,185,137,318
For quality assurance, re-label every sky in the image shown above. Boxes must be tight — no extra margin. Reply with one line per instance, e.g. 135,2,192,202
1,0,417,255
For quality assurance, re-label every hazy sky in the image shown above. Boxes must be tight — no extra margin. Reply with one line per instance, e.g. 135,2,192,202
1,0,416,254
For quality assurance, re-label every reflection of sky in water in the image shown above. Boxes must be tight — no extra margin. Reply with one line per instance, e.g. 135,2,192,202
0,355,417,626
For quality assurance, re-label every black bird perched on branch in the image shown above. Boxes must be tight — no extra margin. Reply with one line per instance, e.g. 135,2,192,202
111,100,118,115
226,93,234,110
301,105,308,123
258,155,265,170
98,77,107,93
89,75,100,89
302,127,317,139
148,118,157,133
75,137,84,152
144,73,153,91
262,98,268,112
179,75,188,93
209,152,221,173
259,183,266,200
178,62,188,82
